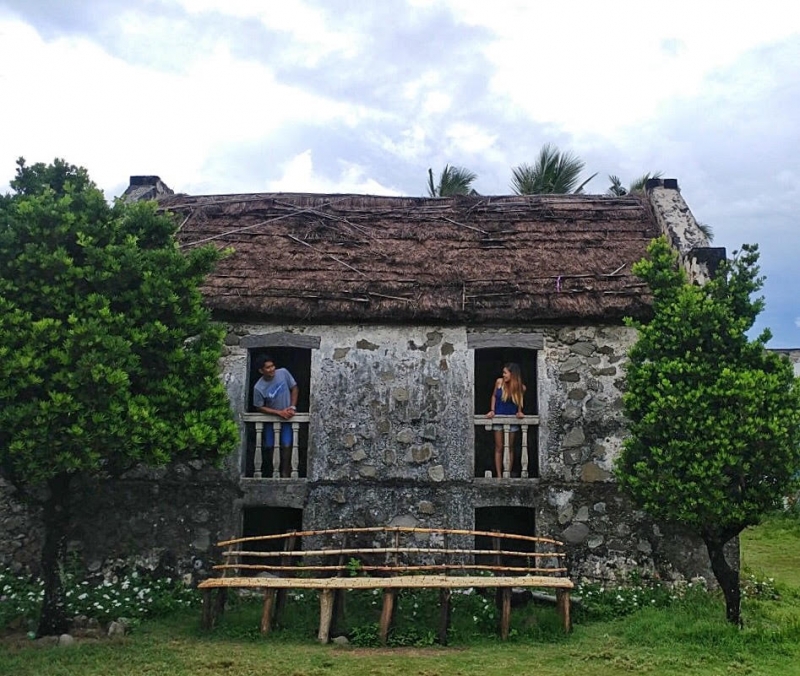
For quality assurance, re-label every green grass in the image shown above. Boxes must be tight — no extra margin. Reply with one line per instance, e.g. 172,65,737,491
742,512,800,588
2,515,799,676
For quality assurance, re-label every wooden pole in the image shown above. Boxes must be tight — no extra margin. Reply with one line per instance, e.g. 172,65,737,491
556,588,572,633
379,589,396,645
331,533,349,638
260,589,276,634
438,588,452,645
201,589,214,630
500,588,512,640
275,532,297,625
318,589,335,643
214,588,227,624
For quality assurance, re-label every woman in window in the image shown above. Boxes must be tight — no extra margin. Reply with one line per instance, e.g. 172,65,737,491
486,363,526,478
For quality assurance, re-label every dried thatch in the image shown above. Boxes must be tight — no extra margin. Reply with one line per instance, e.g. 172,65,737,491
163,192,658,324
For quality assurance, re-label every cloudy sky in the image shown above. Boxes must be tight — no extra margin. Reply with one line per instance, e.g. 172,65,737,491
1,0,799,345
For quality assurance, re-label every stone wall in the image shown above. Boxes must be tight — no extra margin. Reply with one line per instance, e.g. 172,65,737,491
0,321,717,584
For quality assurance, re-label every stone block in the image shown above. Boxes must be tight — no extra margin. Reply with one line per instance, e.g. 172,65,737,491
571,342,596,356
396,429,414,444
581,463,612,482
562,427,585,448
410,444,433,464
418,500,435,515
428,465,445,482
574,506,590,522
561,522,590,545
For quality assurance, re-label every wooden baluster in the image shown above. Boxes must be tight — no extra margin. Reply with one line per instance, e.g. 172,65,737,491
521,422,529,478
290,421,300,478
502,424,511,478
271,422,281,478
253,422,263,479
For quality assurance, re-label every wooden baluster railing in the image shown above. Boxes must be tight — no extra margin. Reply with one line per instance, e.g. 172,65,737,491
291,421,300,478
271,422,281,478
502,425,511,478
521,423,529,478
253,423,264,479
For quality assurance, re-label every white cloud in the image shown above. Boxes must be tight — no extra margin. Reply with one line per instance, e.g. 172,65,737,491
267,150,401,195
0,17,370,194
174,0,360,65
442,0,800,136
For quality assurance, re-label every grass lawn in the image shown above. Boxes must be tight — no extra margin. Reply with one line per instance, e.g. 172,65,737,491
2,515,799,676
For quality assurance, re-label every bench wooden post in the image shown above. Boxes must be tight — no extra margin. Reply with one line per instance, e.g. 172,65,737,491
260,589,276,634
201,589,214,629
379,589,396,645
556,588,571,633
438,588,452,645
499,588,512,640
318,588,335,643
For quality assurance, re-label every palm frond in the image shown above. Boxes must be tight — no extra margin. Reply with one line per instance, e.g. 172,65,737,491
628,171,663,194
696,221,714,242
607,175,627,197
511,144,592,195
428,165,478,197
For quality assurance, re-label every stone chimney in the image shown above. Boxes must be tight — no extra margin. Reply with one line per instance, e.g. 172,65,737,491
646,178,726,283
121,176,174,203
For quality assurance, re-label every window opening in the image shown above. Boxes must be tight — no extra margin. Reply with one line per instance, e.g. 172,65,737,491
474,348,538,478
245,347,311,478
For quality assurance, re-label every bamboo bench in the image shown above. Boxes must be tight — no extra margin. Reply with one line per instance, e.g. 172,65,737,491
199,526,573,643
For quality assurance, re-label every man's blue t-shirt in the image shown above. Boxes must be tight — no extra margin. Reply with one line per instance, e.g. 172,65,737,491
253,368,297,410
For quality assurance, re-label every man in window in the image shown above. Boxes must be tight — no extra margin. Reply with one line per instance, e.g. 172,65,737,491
253,355,299,477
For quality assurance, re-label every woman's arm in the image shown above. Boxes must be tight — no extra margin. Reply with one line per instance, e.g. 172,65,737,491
487,378,502,417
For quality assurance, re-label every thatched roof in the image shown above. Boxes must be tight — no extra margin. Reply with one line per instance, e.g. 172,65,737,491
163,192,659,324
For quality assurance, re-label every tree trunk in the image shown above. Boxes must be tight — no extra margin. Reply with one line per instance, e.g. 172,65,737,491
37,473,72,637
704,536,741,626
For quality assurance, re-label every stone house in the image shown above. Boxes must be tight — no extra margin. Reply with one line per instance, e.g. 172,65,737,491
0,179,730,582
160,179,724,582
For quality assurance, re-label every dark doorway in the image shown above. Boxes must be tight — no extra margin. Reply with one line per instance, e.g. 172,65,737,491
240,507,303,575
474,506,538,567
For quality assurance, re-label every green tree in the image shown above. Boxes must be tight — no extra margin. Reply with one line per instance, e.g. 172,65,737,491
511,144,597,195
0,158,238,636
617,237,800,625
427,165,478,197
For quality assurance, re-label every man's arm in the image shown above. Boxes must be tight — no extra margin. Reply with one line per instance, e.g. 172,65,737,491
286,385,299,418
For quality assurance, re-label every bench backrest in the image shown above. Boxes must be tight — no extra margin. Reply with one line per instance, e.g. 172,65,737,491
211,526,569,580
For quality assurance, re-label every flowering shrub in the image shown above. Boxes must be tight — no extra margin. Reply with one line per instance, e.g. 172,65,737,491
740,573,779,600
0,568,200,628
575,578,703,621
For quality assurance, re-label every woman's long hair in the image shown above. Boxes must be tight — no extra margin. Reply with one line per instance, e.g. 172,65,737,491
501,362,524,409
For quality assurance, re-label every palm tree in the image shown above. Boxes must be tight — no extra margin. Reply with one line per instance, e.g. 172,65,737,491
511,144,597,195
427,165,478,197
606,171,663,196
